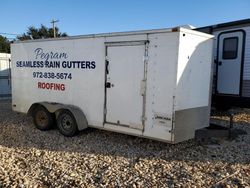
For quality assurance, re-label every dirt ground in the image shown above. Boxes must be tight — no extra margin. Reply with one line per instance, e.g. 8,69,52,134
0,99,249,187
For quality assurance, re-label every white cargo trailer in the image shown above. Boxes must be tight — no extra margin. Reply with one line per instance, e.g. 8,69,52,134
0,53,11,99
11,27,213,143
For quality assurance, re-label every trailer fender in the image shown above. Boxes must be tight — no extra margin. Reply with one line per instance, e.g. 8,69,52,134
28,102,88,131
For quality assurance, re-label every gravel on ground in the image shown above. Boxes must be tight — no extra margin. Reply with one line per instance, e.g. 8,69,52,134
0,100,249,187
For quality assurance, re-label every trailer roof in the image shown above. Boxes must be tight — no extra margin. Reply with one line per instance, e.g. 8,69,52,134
13,27,212,44
196,18,250,32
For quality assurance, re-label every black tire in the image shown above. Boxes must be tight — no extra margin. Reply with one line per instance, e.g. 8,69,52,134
33,105,54,131
57,110,78,137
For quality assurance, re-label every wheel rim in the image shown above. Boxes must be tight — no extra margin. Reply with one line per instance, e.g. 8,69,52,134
61,114,74,130
36,110,48,127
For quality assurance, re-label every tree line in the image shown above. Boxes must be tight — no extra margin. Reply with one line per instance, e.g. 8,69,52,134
0,24,68,53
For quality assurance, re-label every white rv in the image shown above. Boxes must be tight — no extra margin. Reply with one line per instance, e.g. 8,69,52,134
11,27,213,143
196,19,250,109
0,53,11,99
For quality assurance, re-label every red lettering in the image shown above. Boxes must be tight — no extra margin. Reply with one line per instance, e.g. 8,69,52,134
37,82,65,91
42,83,45,88
45,83,50,89
61,84,64,90
38,82,42,88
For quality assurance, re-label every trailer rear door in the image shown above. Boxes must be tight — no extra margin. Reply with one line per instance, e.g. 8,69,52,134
105,42,146,129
